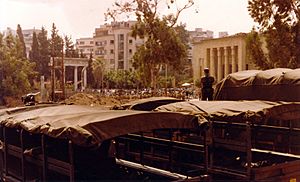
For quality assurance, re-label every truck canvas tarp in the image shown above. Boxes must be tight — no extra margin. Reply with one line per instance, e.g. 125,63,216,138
115,96,183,111
214,68,300,101
155,100,300,123
0,104,200,147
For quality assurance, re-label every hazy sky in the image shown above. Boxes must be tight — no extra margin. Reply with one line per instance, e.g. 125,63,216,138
0,0,256,39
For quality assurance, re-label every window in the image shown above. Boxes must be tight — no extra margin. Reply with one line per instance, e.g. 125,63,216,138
95,42,101,46
110,59,114,64
90,41,94,44
79,41,84,45
129,39,133,44
110,40,114,44
118,61,124,69
110,49,114,54
129,49,132,54
119,34,124,41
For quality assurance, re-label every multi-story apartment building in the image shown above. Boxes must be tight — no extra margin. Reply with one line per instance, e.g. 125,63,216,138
76,21,144,71
76,37,94,57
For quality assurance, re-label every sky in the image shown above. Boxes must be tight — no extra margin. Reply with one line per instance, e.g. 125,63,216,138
0,0,256,40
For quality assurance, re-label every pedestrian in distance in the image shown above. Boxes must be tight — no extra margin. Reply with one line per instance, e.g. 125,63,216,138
201,68,215,101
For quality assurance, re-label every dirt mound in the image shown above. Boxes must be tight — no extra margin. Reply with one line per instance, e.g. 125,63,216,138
64,93,121,107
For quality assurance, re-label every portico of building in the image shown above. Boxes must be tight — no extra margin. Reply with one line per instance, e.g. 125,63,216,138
192,33,256,83
53,58,89,91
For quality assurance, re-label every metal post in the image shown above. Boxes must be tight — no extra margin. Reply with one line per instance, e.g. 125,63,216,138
140,132,144,165
68,141,74,182
168,129,173,172
246,122,252,181
41,135,47,181
20,129,25,182
209,120,214,172
3,127,7,177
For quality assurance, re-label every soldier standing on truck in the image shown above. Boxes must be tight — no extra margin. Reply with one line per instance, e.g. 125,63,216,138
201,68,215,101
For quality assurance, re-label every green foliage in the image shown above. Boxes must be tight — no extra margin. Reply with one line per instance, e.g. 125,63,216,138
29,32,40,72
87,52,95,87
246,29,271,69
37,27,51,79
248,0,300,68
50,23,63,57
104,70,138,89
64,35,78,58
92,57,105,89
0,32,36,99
16,24,27,58
107,0,193,90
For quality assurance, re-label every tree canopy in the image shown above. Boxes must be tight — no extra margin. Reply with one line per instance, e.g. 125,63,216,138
248,0,300,68
0,32,36,102
106,0,193,90
16,24,27,58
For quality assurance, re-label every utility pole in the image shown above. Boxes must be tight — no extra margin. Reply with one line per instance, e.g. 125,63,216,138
51,41,55,102
165,63,168,96
61,41,65,100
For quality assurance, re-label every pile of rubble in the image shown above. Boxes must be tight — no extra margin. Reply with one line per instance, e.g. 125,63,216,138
64,93,122,107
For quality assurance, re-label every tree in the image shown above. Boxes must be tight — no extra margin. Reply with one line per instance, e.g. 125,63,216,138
16,24,27,58
50,23,63,57
37,27,50,79
246,28,271,69
106,0,192,91
248,0,300,68
64,35,76,58
92,57,106,90
29,31,40,71
0,32,36,102
87,52,95,87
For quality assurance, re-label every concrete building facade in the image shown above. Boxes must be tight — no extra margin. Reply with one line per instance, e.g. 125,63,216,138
76,37,94,57
192,33,256,83
76,21,144,71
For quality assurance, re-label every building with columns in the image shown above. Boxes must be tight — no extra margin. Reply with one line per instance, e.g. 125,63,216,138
192,33,257,83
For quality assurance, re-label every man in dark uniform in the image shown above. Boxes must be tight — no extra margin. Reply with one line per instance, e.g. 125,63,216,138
201,68,215,101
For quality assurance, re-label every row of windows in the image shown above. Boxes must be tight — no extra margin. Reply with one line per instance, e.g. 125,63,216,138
78,41,94,45
80,48,94,52
80,39,133,46
95,49,133,55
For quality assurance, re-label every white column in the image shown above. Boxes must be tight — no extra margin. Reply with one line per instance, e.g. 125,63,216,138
238,45,243,71
232,46,237,73
224,47,229,77
205,49,209,68
74,66,78,91
217,48,222,81
83,66,87,89
210,48,215,78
